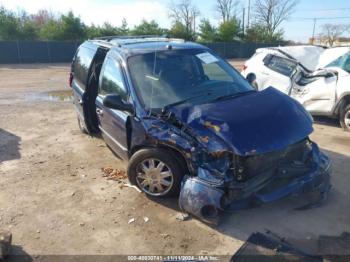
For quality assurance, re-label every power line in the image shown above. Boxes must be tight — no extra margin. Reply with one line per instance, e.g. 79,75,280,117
296,7,350,12
291,16,350,20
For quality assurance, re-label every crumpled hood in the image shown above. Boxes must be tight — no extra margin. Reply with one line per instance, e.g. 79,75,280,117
169,87,313,156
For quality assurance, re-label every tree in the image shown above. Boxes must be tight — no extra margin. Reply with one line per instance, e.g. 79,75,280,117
99,22,120,36
198,19,217,42
169,21,193,40
39,19,62,40
217,18,241,41
131,20,166,36
245,23,283,43
215,0,239,23
253,0,298,40
119,18,129,35
20,21,39,40
0,7,21,40
60,11,86,40
168,0,200,38
319,24,349,47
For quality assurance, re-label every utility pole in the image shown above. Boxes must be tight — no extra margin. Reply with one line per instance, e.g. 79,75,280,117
247,0,251,28
312,18,317,45
242,7,246,36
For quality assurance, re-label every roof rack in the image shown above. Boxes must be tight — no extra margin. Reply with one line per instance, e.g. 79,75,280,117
94,35,165,41
92,35,185,46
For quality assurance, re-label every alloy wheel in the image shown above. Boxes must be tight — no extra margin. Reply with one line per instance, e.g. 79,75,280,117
135,158,174,196
345,110,350,130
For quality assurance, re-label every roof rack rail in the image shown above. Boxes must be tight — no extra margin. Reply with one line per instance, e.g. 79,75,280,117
94,35,166,41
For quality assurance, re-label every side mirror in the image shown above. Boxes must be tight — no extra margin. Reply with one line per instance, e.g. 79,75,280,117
103,94,134,114
246,73,258,90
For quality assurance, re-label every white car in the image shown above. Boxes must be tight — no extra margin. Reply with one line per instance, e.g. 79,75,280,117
242,45,350,131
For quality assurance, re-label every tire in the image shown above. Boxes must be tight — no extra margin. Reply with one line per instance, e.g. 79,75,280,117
77,116,88,134
127,148,184,197
340,104,350,131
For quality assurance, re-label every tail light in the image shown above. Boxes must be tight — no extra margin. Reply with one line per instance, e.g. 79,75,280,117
69,72,73,87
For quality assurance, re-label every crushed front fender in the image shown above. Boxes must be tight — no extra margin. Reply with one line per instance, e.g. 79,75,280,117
179,142,332,225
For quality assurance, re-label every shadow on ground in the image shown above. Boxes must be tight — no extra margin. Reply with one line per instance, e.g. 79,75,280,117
0,128,21,163
313,116,340,128
6,245,33,262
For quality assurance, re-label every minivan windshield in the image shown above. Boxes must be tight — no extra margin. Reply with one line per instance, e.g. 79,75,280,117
128,49,254,110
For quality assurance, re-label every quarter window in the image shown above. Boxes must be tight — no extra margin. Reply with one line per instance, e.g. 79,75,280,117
99,58,127,99
73,47,96,88
202,62,232,81
264,55,297,77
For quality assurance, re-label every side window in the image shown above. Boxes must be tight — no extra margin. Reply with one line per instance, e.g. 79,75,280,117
202,62,232,81
264,55,297,77
73,47,96,88
99,57,127,100
327,52,350,73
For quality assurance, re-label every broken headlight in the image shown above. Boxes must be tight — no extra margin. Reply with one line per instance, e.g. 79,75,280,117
197,151,232,182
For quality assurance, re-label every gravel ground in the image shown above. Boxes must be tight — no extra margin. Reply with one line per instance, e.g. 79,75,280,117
0,63,350,260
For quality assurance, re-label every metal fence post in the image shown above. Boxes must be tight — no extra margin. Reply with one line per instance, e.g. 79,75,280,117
16,40,21,63
46,41,51,63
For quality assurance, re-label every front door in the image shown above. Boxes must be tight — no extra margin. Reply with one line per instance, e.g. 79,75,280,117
260,54,297,94
96,55,129,159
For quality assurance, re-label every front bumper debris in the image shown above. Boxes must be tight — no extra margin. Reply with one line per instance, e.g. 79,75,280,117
179,143,332,225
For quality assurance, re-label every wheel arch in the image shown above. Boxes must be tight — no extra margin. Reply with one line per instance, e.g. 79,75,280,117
129,144,191,176
334,93,350,116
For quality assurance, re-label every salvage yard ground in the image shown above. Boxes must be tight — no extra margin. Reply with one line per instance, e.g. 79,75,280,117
0,62,350,259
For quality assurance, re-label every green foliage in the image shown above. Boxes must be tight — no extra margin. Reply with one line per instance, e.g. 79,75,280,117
119,18,129,35
131,19,166,36
0,5,285,43
198,19,217,42
39,20,62,40
244,24,284,43
169,21,194,41
0,7,21,40
59,11,86,40
20,21,39,40
217,18,241,42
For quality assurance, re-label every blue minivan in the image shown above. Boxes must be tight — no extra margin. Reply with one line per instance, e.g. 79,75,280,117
70,36,331,224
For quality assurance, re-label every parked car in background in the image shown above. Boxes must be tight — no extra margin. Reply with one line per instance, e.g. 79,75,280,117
242,45,350,131
70,37,331,224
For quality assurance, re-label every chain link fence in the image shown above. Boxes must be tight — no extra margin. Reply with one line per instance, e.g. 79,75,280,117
0,40,283,64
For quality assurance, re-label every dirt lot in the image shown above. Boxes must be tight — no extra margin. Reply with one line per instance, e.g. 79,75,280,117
1,63,350,260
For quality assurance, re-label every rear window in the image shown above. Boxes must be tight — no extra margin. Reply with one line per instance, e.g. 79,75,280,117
73,46,96,89
264,55,297,77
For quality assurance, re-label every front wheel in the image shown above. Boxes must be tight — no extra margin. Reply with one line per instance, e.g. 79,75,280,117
340,104,350,131
127,148,184,197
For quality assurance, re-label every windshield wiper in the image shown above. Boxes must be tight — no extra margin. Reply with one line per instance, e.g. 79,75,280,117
163,92,213,111
212,90,256,102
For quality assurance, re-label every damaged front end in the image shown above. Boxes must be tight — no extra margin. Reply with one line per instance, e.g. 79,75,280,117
179,139,331,224
139,88,332,225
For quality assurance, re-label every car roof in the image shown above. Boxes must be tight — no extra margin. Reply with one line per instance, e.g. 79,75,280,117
82,36,208,59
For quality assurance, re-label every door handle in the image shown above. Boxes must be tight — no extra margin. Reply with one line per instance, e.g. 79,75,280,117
96,108,103,116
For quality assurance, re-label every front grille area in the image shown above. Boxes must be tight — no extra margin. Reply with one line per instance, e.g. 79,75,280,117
236,139,312,181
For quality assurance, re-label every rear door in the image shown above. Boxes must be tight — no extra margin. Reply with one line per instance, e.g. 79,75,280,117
259,54,297,94
95,55,129,159
71,44,98,130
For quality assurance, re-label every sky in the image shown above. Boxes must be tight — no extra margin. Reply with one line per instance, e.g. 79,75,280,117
1,0,350,42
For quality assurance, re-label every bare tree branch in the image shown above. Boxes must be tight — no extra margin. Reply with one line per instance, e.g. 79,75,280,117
254,0,298,37
215,0,240,23
319,24,349,47
168,0,200,33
